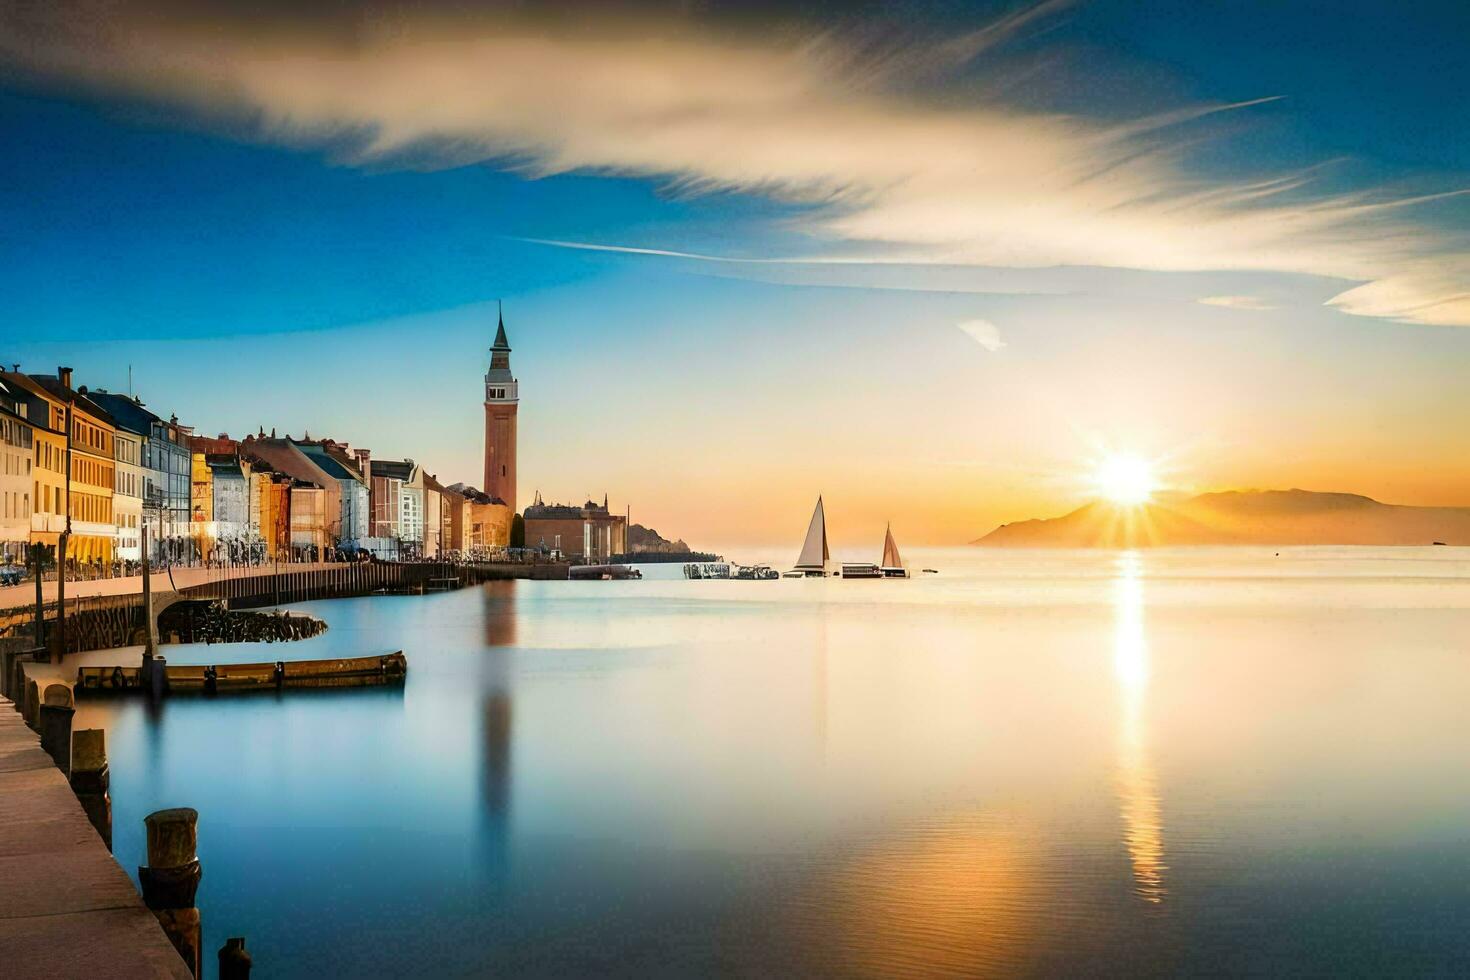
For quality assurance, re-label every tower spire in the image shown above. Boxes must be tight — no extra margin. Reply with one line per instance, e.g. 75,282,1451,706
492,300,510,352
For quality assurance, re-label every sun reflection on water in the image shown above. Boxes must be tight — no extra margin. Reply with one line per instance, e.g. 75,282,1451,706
1113,552,1167,903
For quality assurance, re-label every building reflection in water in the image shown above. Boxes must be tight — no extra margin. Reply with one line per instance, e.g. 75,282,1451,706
480,582,517,866
1112,551,1166,903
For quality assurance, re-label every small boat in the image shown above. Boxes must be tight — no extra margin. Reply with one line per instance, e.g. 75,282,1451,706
733,564,780,580
880,523,910,579
922,568,939,574
787,496,835,577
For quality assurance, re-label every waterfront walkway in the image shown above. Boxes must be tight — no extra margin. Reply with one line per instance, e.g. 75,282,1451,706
0,561,348,611
0,559,572,615
0,697,192,979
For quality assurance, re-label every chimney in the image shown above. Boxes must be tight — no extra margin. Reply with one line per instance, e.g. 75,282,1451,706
354,448,371,482
58,366,73,388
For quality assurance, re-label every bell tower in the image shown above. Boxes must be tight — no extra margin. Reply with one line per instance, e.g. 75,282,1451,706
483,304,518,515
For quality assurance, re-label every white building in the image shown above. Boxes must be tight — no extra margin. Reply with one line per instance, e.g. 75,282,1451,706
112,427,144,561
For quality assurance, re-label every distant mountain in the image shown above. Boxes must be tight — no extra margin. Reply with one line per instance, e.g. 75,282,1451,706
627,523,693,554
972,489,1470,547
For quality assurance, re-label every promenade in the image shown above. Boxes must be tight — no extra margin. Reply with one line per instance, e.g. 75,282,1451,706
0,562,348,612
0,696,193,979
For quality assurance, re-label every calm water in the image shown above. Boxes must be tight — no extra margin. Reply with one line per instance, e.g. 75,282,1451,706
74,548,1470,977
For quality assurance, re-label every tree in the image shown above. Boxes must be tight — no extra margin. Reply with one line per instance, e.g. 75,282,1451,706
510,513,525,548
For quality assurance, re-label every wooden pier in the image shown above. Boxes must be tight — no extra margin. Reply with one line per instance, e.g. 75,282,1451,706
75,652,408,695
0,696,192,979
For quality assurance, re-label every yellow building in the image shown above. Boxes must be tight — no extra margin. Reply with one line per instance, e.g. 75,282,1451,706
50,375,118,565
1,369,71,560
191,449,213,554
0,379,35,562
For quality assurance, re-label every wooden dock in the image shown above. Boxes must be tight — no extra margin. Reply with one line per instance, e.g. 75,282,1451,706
0,696,192,979
75,652,408,695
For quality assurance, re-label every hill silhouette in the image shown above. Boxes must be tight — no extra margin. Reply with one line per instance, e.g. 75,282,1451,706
973,489,1470,547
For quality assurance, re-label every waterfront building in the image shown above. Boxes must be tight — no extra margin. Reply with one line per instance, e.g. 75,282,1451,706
251,462,292,559
523,493,627,560
23,370,117,565
370,458,424,557
190,446,213,542
483,310,519,517
239,435,340,558
2,370,73,561
15,383,65,559
154,417,193,560
367,459,402,542
448,482,513,553
86,390,192,562
294,439,371,551
440,484,469,553
432,478,457,555
188,435,237,558
422,472,445,558
100,406,143,562
401,467,426,554
209,459,252,555
0,377,34,563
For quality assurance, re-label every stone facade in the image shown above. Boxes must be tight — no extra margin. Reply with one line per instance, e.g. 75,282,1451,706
523,496,626,560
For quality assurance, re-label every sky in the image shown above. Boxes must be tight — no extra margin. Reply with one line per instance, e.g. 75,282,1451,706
2,0,1468,550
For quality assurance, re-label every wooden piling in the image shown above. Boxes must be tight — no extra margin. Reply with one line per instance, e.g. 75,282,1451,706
38,684,74,773
139,807,203,977
23,677,39,730
219,937,252,979
71,728,112,850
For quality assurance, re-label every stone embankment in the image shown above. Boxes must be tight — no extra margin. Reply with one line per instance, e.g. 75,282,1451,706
158,603,327,645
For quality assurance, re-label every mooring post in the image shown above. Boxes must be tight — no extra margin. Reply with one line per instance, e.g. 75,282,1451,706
23,677,40,730
219,937,252,979
39,683,75,771
71,728,112,850
32,546,46,651
142,525,159,659
139,807,203,977
53,531,67,663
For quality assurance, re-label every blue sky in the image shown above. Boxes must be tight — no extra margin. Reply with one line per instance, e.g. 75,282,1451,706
1,1,1467,545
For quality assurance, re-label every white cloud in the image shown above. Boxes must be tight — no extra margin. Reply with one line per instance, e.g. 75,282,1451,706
2,4,1466,325
958,319,1006,351
1197,295,1279,311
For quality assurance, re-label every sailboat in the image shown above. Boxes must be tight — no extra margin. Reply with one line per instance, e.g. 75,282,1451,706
785,496,834,577
840,522,909,579
880,523,910,578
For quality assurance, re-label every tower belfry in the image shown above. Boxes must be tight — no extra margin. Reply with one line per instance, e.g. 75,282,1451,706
484,303,519,515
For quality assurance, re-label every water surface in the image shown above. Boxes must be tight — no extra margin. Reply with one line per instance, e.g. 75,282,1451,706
74,548,1470,976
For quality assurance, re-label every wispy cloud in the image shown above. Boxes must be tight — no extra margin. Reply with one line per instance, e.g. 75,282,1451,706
957,319,1007,352
1197,295,1279,311
2,3,1466,325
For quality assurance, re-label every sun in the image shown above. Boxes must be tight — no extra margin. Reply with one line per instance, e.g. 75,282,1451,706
1093,453,1158,506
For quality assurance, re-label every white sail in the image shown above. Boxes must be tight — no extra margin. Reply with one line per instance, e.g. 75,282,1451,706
881,523,904,569
795,497,830,569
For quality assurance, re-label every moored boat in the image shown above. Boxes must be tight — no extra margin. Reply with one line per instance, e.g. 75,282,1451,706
788,497,835,577
880,523,910,578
